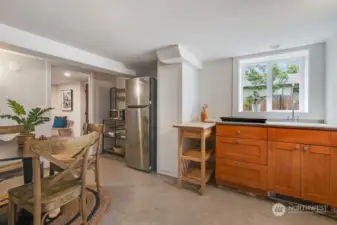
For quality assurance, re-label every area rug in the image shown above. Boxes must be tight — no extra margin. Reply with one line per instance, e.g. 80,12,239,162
0,186,110,225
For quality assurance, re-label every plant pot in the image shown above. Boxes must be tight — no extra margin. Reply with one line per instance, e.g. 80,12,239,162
17,134,35,148
251,104,261,112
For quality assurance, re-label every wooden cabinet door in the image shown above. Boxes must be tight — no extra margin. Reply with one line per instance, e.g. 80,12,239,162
216,137,267,165
301,145,331,204
268,142,301,197
330,148,337,207
216,159,267,190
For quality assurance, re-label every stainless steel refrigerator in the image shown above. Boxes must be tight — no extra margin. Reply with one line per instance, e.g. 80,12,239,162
125,77,157,172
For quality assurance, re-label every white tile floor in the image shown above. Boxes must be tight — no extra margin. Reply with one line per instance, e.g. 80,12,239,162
1,155,336,225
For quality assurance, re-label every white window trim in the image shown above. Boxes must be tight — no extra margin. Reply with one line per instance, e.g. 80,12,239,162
233,50,309,119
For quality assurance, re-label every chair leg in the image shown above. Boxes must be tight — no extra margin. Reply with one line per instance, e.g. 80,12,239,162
95,160,100,195
49,164,55,176
80,196,87,225
8,200,16,225
41,212,49,224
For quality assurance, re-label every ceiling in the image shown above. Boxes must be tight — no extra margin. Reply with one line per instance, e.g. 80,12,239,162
51,66,88,85
1,0,337,66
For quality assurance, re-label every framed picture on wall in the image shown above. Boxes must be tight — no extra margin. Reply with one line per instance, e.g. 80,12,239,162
61,89,73,111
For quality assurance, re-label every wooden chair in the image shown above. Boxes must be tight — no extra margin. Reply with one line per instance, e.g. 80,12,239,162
50,123,104,194
84,123,104,194
0,125,24,182
7,132,98,225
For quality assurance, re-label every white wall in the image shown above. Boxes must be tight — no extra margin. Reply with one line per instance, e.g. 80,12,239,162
326,34,337,124
200,43,325,121
200,58,233,119
0,49,51,137
51,82,85,137
181,62,200,122
90,73,116,124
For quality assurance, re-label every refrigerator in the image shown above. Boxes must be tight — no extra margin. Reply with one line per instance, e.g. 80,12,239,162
125,77,157,172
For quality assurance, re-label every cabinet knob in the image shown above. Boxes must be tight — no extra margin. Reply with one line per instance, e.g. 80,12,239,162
236,130,241,134
303,146,309,151
236,162,241,166
236,139,241,144
295,146,300,149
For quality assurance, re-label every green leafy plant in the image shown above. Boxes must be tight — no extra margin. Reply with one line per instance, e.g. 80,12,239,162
244,63,298,93
0,99,53,134
250,90,263,104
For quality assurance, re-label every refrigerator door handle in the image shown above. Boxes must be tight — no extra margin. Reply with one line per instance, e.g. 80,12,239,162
127,105,149,109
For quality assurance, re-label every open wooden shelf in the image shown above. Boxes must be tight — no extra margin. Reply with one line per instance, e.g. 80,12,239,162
183,167,213,185
182,149,213,162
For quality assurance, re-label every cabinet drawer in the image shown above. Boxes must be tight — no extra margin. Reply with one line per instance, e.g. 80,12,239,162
268,128,330,146
216,137,267,165
216,159,267,190
216,125,267,140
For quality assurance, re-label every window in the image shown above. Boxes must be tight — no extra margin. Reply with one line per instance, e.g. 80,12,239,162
239,51,308,113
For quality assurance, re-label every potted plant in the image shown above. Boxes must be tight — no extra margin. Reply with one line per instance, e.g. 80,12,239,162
249,90,263,112
0,99,53,146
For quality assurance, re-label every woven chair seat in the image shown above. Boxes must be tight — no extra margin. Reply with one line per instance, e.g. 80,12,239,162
9,175,81,213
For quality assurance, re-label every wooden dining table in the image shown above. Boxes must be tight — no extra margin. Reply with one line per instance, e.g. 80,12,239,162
0,140,40,225
0,140,36,183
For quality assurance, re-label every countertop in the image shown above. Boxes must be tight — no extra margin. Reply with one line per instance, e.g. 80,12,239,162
173,121,216,129
214,120,337,131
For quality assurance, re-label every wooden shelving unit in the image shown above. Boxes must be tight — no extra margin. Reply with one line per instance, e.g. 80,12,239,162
102,87,126,157
173,122,215,195
182,149,213,162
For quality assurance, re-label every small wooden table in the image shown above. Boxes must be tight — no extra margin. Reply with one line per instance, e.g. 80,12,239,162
173,122,216,195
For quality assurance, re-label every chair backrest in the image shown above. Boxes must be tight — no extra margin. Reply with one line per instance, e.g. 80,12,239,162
83,123,104,157
66,120,74,129
25,132,98,190
0,125,24,141
0,125,24,135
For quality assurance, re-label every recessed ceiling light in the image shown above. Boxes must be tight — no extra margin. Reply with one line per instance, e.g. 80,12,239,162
64,72,71,77
270,44,280,49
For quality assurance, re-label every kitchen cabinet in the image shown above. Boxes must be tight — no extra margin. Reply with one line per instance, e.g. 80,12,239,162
216,159,267,190
216,123,337,207
216,124,267,192
330,148,337,206
268,142,301,198
216,137,267,165
301,145,331,204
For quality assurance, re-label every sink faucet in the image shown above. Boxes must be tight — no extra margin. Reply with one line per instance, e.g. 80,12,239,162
288,100,299,121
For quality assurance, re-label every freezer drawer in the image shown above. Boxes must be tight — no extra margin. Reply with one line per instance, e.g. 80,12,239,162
125,106,150,171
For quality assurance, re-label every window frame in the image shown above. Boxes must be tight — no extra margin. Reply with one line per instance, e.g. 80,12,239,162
238,50,309,114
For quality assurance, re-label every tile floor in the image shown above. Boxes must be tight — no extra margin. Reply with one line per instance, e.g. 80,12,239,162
1,155,336,225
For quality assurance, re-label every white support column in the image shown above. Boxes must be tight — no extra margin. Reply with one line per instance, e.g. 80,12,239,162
326,33,337,124
156,45,201,177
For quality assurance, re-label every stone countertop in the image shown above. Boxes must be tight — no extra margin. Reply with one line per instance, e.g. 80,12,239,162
173,121,216,129
214,120,337,131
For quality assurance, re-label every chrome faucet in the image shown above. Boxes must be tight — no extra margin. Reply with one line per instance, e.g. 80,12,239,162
288,100,299,122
